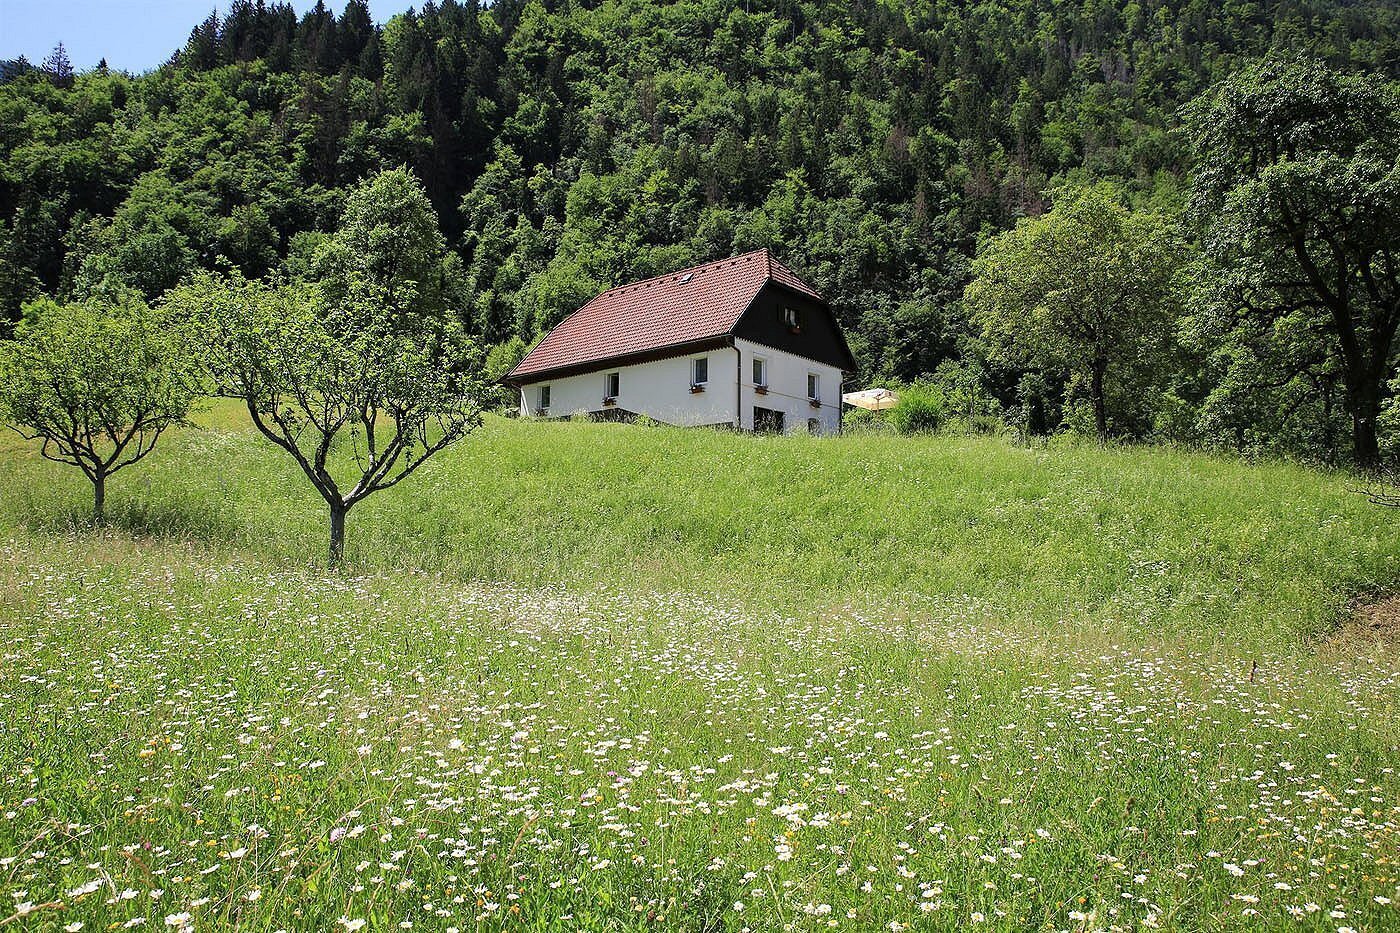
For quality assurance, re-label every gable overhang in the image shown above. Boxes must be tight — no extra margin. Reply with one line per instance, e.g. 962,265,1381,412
740,280,860,374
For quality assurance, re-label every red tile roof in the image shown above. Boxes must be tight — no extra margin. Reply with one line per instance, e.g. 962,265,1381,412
507,248,823,382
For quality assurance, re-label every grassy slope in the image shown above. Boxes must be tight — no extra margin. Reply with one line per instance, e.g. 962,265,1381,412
1,404,1398,932
1,400,1395,644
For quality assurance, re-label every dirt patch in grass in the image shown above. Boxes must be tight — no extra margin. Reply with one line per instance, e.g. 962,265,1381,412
1330,594,1400,650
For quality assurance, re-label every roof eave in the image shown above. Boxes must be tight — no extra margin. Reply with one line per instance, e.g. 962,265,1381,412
505,334,734,385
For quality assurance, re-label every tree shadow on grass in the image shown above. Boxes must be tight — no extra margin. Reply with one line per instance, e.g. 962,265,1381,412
27,496,246,549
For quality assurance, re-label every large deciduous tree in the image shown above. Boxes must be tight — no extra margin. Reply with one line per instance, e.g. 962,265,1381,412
314,165,457,323
1188,59,1400,468
964,185,1185,442
0,297,197,520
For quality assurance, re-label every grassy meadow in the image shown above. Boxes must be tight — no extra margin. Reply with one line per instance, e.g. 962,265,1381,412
1,402,1398,931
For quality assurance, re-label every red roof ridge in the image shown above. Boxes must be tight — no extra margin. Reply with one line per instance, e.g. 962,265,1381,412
591,248,770,298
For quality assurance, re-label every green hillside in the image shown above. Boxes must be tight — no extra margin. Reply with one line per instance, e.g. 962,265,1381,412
3,403,1396,644
4,1,1400,929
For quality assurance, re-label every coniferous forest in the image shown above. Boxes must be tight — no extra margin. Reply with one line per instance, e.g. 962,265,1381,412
3,0,1399,462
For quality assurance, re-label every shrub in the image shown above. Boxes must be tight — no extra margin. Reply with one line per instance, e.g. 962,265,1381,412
842,407,893,434
889,385,946,435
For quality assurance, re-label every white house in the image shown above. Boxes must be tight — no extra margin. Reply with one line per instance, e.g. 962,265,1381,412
505,249,857,434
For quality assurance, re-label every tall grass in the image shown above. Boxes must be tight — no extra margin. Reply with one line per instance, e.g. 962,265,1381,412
2,404,1399,931
1,399,1393,646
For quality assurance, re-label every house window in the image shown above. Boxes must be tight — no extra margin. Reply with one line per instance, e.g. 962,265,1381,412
691,356,708,387
538,385,551,413
752,356,767,387
808,418,821,435
782,306,801,331
754,406,784,434
807,372,820,401
604,372,620,401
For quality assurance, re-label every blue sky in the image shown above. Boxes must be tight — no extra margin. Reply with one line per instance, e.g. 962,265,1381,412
0,1,416,72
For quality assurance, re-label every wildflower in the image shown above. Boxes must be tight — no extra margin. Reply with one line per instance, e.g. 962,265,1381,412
67,879,103,898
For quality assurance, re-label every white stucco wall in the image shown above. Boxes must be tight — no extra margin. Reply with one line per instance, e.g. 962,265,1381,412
518,348,739,427
734,338,845,435
517,341,845,434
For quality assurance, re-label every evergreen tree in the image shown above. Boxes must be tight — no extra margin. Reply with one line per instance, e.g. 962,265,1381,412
41,42,73,88
184,11,222,71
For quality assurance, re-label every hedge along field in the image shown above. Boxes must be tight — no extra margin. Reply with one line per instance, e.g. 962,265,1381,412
1,403,1399,932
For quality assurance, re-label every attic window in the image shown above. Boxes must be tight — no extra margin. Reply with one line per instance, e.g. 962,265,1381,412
782,306,802,332
678,272,694,283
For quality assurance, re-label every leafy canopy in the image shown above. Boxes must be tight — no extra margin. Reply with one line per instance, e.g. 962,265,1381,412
1187,58,1400,465
964,184,1186,439
315,166,455,321
168,271,484,557
164,168,486,565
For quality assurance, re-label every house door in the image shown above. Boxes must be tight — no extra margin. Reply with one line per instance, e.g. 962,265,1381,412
753,406,785,434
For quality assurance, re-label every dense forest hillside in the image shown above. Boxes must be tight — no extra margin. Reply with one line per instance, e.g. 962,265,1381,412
2,0,1398,458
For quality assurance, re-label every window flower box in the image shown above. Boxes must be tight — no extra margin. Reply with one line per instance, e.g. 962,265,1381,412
689,384,706,394
809,397,822,408
603,396,616,406
754,385,769,395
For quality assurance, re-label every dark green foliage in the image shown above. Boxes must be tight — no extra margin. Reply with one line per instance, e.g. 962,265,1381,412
0,1,1397,460
41,44,74,89
1186,59,1400,467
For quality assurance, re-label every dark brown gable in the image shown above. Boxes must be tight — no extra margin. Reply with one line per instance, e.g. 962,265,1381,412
732,283,857,371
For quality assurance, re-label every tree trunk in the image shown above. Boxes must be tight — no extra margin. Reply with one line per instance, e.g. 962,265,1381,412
93,471,106,524
1090,358,1109,444
1350,389,1381,469
328,501,347,568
